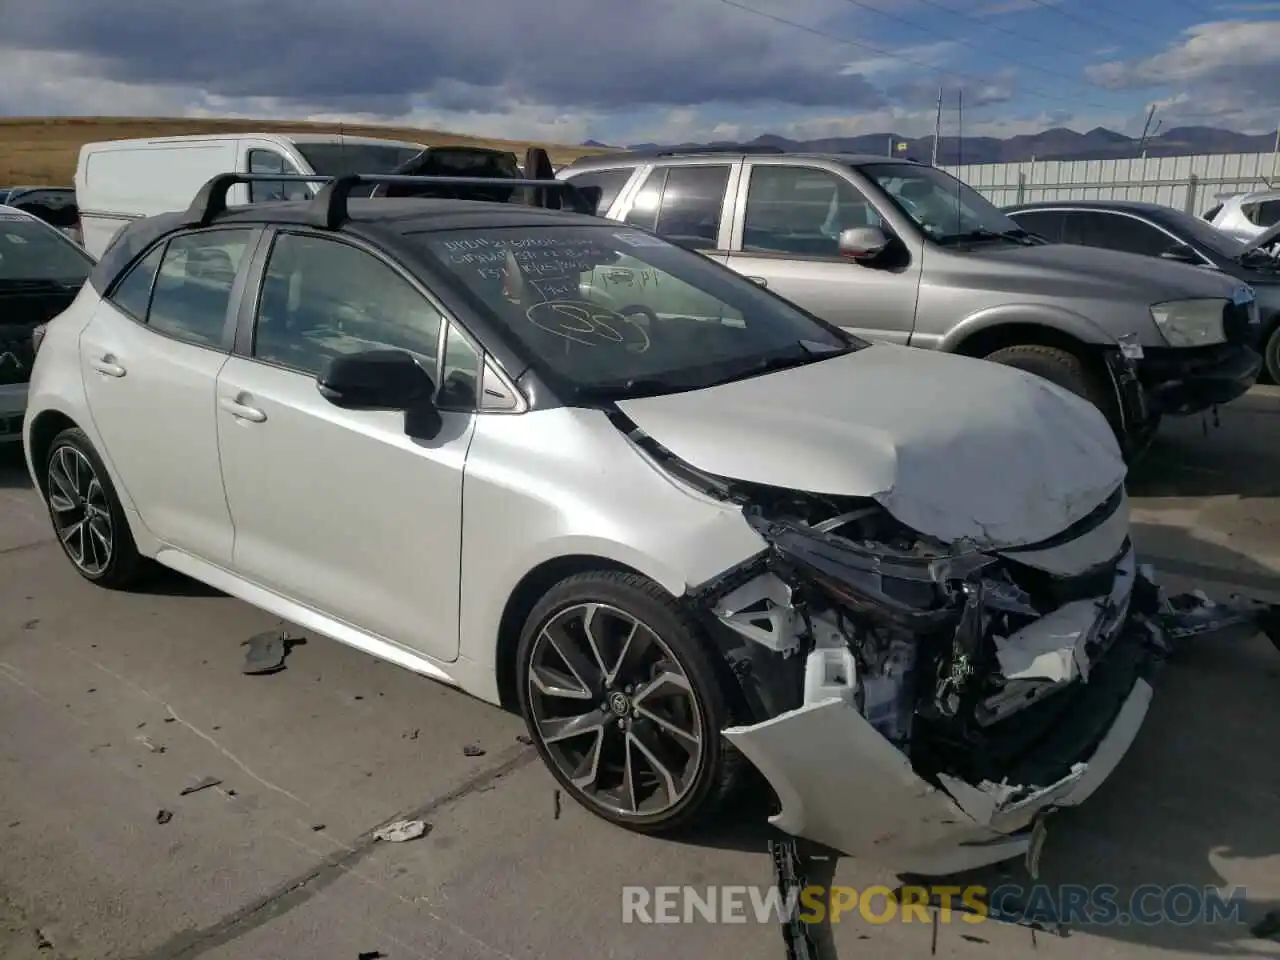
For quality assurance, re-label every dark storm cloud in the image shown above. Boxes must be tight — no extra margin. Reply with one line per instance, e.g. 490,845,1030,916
0,0,890,111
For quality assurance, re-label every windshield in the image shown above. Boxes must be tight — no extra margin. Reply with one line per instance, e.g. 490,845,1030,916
1152,207,1250,259
293,142,423,178
413,225,858,399
859,163,1024,244
0,213,93,284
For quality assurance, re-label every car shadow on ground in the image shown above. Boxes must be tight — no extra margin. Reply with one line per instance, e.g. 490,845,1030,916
0,445,31,488
1128,393,1280,499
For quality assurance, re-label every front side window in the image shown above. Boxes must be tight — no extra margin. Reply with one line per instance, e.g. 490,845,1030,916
148,230,253,347
859,163,1022,245
414,224,857,400
0,213,93,283
253,233,444,379
1007,210,1064,242
1067,212,1170,258
743,166,882,257
248,150,309,203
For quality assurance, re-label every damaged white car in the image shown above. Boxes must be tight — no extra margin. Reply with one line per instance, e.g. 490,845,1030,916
23,172,1279,876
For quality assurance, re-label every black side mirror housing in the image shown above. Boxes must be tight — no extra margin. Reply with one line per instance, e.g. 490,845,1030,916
316,349,435,411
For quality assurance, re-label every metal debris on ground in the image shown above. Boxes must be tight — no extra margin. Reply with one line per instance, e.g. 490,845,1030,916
1253,908,1280,941
155,810,173,825
516,734,533,746
553,789,562,820
373,819,428,843
462,744,485,757
311,824,326,832
179,776,222,796
135,736,165,754
770,837,817,960
241,628,303,675
357,952,386,960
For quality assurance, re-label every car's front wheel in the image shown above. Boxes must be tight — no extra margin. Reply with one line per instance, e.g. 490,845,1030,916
516,570,741,832
43,427,146,589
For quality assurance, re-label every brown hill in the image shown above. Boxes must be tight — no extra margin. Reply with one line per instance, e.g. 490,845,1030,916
0,116,612,185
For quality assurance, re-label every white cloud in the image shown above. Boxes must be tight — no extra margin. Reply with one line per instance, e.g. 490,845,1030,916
839,41,959,78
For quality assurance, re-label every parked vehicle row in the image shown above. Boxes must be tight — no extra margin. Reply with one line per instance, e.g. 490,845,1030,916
1004,199,1280,383
19,158,1280,878
556,148,1263,459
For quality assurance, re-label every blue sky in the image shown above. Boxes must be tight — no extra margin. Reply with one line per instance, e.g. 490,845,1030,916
0,0,1277,145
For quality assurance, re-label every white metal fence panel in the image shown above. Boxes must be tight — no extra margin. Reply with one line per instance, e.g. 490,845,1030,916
941,152,1280,213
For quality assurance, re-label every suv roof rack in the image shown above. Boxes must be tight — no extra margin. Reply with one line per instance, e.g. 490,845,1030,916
182,169,597,231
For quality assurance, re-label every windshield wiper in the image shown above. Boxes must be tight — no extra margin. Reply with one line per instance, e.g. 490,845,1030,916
937,227,1038,246
574,376,693,402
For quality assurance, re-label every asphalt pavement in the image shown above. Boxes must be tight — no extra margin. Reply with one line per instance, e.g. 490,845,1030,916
2,391,1280,960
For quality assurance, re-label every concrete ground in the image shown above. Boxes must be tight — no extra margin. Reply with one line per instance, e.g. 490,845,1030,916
2,391,1280,960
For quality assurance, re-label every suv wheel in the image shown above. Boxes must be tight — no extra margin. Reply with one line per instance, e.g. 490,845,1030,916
516,570,742,832
43,427,146,589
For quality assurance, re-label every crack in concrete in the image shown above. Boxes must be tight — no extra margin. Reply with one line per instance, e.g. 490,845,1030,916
124,746,539,960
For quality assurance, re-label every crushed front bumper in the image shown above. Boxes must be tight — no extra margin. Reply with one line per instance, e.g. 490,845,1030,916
722,567,1279,876
1137,343,1262,416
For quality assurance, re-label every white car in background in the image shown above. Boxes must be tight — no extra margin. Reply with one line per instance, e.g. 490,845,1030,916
20,168,1280,876
1203,189,1280,244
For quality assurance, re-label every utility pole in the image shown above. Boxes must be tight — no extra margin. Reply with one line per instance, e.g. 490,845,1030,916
931,87,943,166
1136,104,1157,156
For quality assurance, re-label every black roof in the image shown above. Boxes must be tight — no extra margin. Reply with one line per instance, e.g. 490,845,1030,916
1005,199,1179,216
92,167,603,294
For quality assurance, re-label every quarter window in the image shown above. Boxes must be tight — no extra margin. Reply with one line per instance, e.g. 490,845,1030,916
253,233,444,380
743,166,881,257
147,230,252,347
108,244,165,320
562,168,633,216
623,169,663,231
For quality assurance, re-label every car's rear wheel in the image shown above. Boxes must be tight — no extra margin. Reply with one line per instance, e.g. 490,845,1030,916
516,570,741,832
1262,322,1280,385
43,427,146,589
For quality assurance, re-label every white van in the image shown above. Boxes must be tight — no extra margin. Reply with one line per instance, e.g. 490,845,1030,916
75,133,425,257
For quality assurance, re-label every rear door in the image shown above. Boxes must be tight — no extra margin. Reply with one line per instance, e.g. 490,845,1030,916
79,227,259,565
726,163,921,345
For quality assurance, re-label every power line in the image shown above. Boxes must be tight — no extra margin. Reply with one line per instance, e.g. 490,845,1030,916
829,0,1124,95
1014,0,1157,48
712,0,1116,110
905,0,1099,58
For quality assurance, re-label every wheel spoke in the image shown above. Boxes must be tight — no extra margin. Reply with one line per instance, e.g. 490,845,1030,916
48,463,77,512
544,618,604,695
634,704,699,747
46,446,113,576
569,728,605,790
538,708,607,745
627,726,681,805
632,670,691,707
530,662,593,700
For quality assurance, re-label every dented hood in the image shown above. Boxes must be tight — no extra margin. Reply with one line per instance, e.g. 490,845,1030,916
616,344,1126,548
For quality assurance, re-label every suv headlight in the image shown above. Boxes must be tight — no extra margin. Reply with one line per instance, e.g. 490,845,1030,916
1149,298,1226,347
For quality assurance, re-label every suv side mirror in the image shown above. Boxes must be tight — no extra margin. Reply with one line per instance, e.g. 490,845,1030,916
1159,243,1200,264
317,349,435,410
838,226,890,262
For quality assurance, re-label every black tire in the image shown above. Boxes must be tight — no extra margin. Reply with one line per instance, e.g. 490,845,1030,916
984,344,1110,409
1263,322,1280,385
43,427,147,589
516,570,744,834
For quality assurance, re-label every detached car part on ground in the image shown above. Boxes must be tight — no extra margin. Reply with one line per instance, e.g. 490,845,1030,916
22,168,1280,878
559,151,1262,461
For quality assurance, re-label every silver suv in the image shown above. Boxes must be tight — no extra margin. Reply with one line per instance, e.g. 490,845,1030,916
558,149,1262,457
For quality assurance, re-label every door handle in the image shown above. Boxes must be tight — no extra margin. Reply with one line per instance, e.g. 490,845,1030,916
218,395,267,423
90,354,126,377
745,275,768,287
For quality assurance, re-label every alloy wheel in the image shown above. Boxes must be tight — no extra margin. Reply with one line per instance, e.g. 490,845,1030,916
526,602,705,819
46,445,113,576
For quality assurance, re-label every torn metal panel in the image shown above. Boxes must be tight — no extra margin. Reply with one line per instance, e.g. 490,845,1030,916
712,573,801,655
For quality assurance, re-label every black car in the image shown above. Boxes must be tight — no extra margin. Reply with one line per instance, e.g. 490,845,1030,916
1004,199,1280,381
0,207,95,441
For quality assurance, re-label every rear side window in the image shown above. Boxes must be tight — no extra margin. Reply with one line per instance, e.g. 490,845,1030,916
653,165,731,250
248,149,309,203
146,230,253,347
1256,200,1280,228
1066,212,1170,258
563,168,632,216
108,245,165,320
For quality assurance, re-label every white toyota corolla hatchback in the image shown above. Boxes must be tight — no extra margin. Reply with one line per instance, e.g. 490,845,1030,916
22,171,1274,876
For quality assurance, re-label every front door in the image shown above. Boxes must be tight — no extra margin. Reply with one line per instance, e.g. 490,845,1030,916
726,163,922,345
79,227,257,565
215,230,474,662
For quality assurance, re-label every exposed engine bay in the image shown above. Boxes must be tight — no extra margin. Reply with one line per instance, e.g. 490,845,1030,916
616,410,1280,867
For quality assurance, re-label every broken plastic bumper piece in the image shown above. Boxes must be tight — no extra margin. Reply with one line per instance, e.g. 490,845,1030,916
721,564,1279,876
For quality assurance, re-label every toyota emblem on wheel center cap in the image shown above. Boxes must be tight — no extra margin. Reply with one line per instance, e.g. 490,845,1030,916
608,691,630,716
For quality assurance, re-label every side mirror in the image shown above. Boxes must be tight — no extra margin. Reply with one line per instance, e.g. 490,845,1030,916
1160,244,1199,263
838,226,890,262
316,349,435,410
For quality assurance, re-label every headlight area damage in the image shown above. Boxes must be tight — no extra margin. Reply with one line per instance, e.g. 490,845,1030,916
687,483,1280,877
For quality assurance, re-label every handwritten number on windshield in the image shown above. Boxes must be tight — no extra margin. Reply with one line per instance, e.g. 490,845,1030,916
525,301,650,353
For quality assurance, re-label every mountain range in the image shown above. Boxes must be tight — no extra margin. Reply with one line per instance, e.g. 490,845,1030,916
583,125,1280,165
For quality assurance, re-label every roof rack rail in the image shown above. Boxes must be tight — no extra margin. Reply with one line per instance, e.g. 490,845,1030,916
652,144,786,157
182,169,596,231
182,173,331,227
